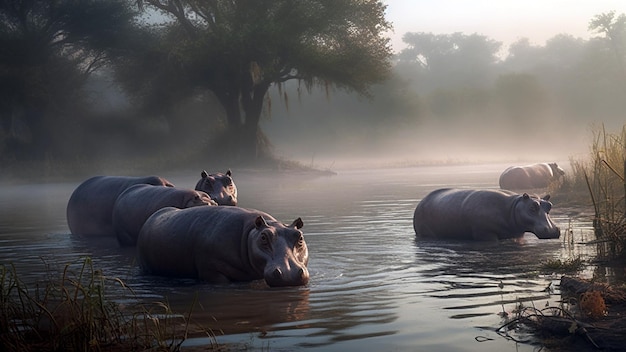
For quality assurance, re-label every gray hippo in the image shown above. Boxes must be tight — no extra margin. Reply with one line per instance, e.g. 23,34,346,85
66,175,174,236
112,184,215,246
413,188,560,241
137,206,309,287
499,163,565,190
195,170,238,206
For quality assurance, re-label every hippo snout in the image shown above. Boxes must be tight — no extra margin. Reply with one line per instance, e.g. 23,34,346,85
265,266,309,287
535,226,561,239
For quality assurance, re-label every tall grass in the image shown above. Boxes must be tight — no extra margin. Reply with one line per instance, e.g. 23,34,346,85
0,258,218,351
567,124,626,263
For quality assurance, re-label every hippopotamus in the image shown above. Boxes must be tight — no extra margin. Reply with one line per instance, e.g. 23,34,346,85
499,163,565,190
112,184,215,246
137,206,309,287
413,188,560,241
66,175,174,236
195,170,237,206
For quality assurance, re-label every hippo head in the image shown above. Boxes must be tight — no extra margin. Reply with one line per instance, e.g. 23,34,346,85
195,170,238,206
248,216,309,287
184,190,217,207
548,163,566,178
516,193,560,239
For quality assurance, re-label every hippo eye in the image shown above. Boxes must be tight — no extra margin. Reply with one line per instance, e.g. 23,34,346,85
222,177,232,186
294,233,305,248
260,233,270,246
530,202,540,213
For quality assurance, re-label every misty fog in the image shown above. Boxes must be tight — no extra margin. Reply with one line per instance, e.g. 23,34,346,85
262,32,625,169
2,3,626,176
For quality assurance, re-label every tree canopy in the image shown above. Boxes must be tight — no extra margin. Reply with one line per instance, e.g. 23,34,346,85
126,0,393,160
0,0,137,159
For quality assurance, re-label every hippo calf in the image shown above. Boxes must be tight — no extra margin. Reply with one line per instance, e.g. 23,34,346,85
112,184,215,246
137,206,309,287
66,175,174,236
499,162,565,190
195,170,238,206
413,188,560,241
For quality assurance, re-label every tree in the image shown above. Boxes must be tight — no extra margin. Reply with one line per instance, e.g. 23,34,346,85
589,11,626,79
132,0,393,161
0,0,138,160
398,32,502,93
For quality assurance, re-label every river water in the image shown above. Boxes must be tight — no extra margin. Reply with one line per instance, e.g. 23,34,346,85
0,163,597,351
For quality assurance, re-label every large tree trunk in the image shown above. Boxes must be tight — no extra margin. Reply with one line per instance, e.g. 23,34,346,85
240,83,270,160
214,83,270,162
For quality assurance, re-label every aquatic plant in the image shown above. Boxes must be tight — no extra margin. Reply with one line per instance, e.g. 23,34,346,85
0,257,218,351
539,257,585,274
566,124,626,263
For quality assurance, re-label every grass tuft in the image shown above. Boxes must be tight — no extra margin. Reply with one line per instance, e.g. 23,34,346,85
0,258,218,351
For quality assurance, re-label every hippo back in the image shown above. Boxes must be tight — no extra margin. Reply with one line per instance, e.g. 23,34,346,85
112,184,213,246
194,170,238,206
138,206,309,286
413,188,560,240
66,175,174,236
499,163,564,190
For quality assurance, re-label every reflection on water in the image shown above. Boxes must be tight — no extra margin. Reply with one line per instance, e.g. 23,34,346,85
0,164,597,351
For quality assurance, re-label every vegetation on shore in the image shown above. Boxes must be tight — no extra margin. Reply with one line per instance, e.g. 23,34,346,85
0,258,217,351
507,124,626,351
565,124,626,264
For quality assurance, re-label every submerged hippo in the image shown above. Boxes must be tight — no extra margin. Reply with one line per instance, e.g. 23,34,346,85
413,188,560,241
499,163,565,190
195,170,237,206
112,184,215,246
66,175,174,236
137,206,309,287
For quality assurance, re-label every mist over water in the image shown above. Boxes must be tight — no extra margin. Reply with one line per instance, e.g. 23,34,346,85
0,165,597,351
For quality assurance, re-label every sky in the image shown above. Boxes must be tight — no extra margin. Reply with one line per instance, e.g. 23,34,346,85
384,0,626,53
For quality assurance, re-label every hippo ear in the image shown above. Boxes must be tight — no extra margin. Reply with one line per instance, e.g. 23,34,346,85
522,193,530,200
290,217,304,229
542,194,551,201
226,169,232,177
201,170,208,178
255,216,269,229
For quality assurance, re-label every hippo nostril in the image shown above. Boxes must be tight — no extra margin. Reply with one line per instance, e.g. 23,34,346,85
273,268,283,279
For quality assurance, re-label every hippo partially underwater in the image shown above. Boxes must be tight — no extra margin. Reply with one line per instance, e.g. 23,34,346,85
66,170,238,237
413,188,560,241
137,206,309,287
499,162,565,190
113,184,215,246
66,175,174,236
195,170,238,206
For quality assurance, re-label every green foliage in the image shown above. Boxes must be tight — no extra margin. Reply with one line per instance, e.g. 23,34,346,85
398,32,502,92
566,124,626,263
0,258,216,351
0,0,139,161
539,257,585,274
125,0,393,160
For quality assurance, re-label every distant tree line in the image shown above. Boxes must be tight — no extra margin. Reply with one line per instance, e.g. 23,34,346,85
1,1,626,168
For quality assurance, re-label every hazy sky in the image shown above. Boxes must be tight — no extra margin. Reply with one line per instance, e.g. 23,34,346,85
385,0,626,53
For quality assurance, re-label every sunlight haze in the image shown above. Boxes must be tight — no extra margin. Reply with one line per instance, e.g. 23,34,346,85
385,0,626,53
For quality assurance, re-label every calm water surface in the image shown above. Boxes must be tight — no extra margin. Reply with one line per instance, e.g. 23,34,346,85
0,164,596,351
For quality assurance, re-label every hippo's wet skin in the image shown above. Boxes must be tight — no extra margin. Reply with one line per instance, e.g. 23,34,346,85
413,188,560,241
66,175,174,236
112,184,214,246
195,170,238,206
137,206,309,287
499,162,565,190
